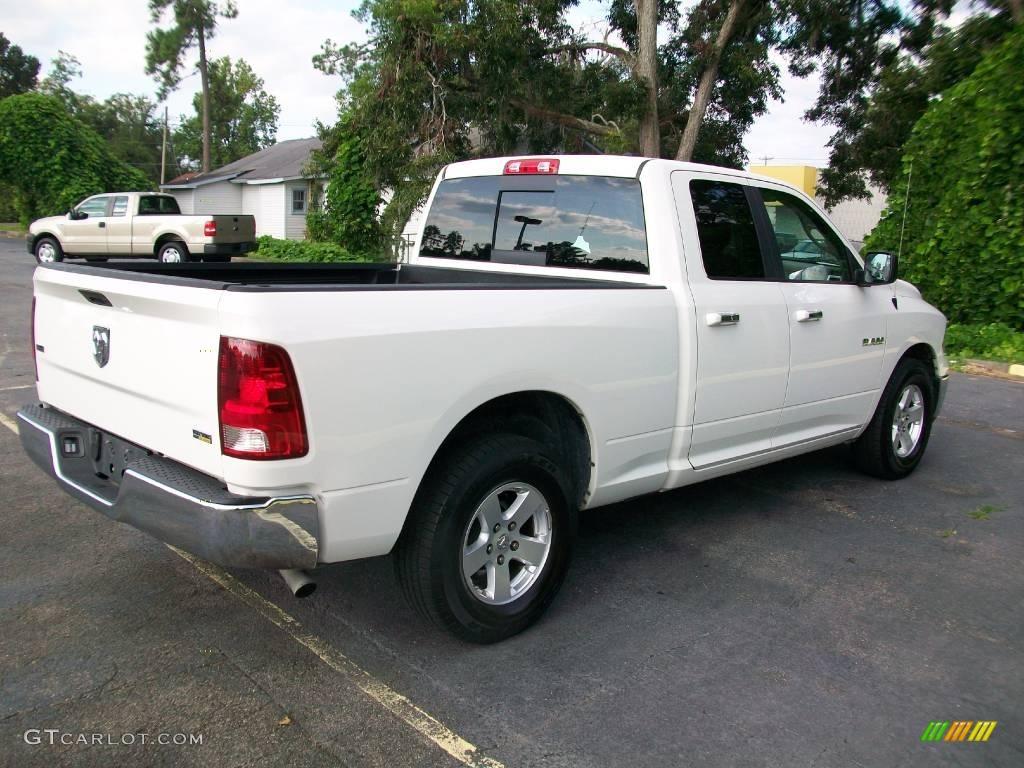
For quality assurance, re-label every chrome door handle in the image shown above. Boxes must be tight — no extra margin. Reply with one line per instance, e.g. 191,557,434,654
795,309,823,322
706,312,740,327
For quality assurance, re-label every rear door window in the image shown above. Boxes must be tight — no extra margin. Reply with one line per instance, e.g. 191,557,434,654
689,180,765,280
420,176,649,273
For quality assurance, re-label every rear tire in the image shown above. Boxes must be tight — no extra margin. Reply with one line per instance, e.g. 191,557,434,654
34,236,63,264
157,241,190,263
853,357,936,479
395,434,577,643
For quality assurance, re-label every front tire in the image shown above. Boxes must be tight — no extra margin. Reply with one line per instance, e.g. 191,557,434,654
34,236,63,264
157,241,190,263
853,357,936,479
395,434,577,643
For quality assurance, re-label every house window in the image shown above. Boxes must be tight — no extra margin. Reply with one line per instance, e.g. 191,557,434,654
291,188,307,214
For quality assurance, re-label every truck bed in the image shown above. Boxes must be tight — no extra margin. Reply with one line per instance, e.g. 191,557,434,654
42,261,662,291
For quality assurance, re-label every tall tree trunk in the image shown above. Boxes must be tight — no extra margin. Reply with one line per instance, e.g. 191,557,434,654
197,27,211,173
635,0,660,157
675,0,746,162
1008,0,1022,25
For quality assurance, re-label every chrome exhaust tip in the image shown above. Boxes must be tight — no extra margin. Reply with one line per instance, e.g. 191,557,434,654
279,568,316,598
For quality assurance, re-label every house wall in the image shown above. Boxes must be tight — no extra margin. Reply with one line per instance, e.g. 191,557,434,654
285,182,309,240
191,181,243,215
816,186,888,247
167,189,194,214
243,184,286,239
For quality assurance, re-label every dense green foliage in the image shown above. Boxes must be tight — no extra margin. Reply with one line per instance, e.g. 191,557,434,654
866,27,1024,329
313,0,911,242
38,52,166,185
0,94,151,223
253,235,373,263
174,57,279,170
0,32,40,98
944,323,1024,363
306,120,382,256
817,8,1016,205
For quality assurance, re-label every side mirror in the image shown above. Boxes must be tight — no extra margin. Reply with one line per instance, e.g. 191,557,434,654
856,251,898,286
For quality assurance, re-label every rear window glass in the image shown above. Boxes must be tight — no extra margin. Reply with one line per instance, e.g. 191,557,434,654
419,176,649,273
138,195,181,215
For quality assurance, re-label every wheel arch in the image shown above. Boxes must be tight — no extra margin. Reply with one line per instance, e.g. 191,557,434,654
418,390,594,512
153,231,188,256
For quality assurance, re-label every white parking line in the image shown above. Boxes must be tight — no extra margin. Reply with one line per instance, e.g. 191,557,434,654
169,546,505,768
0,411,19,435
0,384,33,392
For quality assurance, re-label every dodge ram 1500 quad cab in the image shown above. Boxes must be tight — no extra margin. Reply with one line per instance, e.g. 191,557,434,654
19,155,948,642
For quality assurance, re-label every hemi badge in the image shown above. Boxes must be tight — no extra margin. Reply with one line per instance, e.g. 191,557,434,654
192,429,213,445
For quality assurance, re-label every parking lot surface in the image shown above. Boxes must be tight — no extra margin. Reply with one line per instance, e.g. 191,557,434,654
1,239,1021,767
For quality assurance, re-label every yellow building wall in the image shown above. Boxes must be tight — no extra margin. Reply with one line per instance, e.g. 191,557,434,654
747,165,818,197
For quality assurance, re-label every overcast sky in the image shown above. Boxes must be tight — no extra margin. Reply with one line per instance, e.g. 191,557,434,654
2,0,834,166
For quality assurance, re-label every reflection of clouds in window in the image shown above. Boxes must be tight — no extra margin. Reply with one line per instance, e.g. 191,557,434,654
420,175,648,272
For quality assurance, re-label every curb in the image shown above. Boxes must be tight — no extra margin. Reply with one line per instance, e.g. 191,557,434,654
959,359,1024,380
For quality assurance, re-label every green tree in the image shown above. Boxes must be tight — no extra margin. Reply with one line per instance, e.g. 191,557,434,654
816,8,1017,205
38,51,165,185
174,57,279,170
145,0,239,173
0,32,40,98
312,0,906,242
306,116,382,256
865,25,1024,329
0,93,151,223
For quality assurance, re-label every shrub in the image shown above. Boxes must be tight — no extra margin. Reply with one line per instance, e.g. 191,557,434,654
253,235,377,263
865,26,1024,329
0,93,151,224
943,322,1024,363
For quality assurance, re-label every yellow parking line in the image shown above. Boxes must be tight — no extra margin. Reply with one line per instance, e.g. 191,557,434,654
3,413,502,766
169,546,505,768
0,411,20,435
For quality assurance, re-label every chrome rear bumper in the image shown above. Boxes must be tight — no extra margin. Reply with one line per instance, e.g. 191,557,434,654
17,404,319,570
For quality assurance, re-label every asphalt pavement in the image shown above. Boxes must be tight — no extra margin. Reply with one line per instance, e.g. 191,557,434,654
1,239,1021,767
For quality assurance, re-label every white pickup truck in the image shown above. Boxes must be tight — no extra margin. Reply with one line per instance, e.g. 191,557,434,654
18,155,948,642
27,191,256,264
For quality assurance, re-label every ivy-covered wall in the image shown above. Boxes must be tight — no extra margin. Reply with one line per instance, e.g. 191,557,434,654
0,94,151,224
866,26,1024,330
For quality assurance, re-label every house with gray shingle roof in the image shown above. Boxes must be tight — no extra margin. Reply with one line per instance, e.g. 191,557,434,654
161,138,322,240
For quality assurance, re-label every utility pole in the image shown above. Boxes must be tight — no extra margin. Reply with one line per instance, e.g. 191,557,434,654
758,154,773,166
160,106,168,186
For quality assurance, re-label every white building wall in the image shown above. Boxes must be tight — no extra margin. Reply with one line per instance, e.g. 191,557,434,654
816,184,888,246
191,181,243,215
285,182,309,240
168,189,194,214
252,184,287,239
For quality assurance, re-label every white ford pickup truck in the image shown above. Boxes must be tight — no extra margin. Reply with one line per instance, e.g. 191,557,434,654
18,155,948,642
27,191,257,264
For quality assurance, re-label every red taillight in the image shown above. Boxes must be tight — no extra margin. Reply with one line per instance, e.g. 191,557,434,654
217,336,308,460
204,220,217,237
503,158,560,175
31,296,38,381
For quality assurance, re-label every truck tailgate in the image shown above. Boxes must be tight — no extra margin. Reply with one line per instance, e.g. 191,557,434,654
33,267,224,478
211,215,256,244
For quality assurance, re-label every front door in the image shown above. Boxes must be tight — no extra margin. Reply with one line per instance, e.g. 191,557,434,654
61,195,111,255
672,173,790,469
750,186,891,445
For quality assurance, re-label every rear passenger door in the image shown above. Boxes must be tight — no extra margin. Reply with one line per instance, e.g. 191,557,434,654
672,173,790,469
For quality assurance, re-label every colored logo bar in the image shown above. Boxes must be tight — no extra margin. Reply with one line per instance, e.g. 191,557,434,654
921,721,997,742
